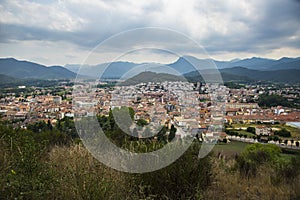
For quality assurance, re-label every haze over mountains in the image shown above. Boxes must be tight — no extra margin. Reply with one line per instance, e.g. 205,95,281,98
0,56,299,86
64,55,300,77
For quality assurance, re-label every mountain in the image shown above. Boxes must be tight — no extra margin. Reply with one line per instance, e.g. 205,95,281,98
169,56,300,71
0,58,77,79
184,67,300,83
65,62,183,79
1,56,299,84
266,58,300,70
65,62,139,79
167,56,216,74
0,74,71,88
120,71,186,86
222,67,300,83
215,57,300,71
64,64,81,74
64,56,300,79
226,57,276,70
0,74,19,87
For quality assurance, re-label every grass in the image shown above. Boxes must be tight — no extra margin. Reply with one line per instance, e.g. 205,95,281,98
213,141,249,156
280,153,297,160
272,124,300,138
213,140,300,160
236,130,256,137
231,124,251,128
231,123,300,139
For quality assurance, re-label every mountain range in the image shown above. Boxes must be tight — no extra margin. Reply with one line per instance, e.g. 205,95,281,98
184,67,300,83
0,56,299,87
64,55,300,78
120,71,186,86
0,58,76,79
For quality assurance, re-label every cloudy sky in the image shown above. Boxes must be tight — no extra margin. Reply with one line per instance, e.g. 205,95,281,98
0,0,300,65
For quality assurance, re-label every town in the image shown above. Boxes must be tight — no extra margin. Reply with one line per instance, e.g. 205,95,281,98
1,80,300,149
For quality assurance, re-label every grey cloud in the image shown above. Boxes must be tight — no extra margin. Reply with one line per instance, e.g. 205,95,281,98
0,0,300,63
202,0,300,53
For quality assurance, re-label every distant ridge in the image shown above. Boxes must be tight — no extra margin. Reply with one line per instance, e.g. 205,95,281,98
64,56,300,79
184,67,300,83
0,58,76,79
1,56,299,85
119,71,186,86
0,74,19,87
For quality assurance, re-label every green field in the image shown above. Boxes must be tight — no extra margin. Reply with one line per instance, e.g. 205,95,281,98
236,130,256,137
213,140,299,159
213,141,249,156
231,123,300,139
272,124,300,138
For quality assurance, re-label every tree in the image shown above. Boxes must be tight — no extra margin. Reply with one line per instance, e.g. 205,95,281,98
56,117,77,138
246,126,256,134
236,143,282,176
157,126,167,142
258,94,291,108
168,124,177,141
273,136,279,142
28,121,50,133
128,107,135,120
137,119,148,127
291,139,294,147
296,141,299,148
274,128,291,137
47,119,53,130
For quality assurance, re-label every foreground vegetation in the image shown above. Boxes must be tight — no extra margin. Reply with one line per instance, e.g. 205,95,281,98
0,119,300,199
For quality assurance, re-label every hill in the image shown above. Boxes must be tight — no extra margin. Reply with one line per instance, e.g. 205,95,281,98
168,56,300,73
1,56,299,84
65,62,139,79
119,71,186,86
64,56,300,79
0,74,71,88
0,74,19,87
0,58,77,79
184,67,300,83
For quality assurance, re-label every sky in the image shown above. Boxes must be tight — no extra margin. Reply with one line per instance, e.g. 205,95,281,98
0,0,300,66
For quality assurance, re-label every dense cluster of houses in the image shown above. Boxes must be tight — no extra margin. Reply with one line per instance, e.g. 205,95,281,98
0,92,73,127
1,81,299,144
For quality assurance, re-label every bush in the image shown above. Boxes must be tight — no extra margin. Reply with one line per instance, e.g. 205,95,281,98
133,143,212,199
275,156,300,184
136,118,148,126
247,126,256,134
236,143,281,176
258,94,291,107
0,125,55,199
274,128,291,137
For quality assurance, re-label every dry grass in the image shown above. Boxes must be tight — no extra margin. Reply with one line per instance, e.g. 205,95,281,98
48,144,131,200
204,157,300,200
4,136,298,199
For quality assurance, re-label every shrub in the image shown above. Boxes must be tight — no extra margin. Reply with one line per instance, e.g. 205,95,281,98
132,143,212,199
246,126,256,134
236,143,281,176
0,125,55,199
274,128,291,137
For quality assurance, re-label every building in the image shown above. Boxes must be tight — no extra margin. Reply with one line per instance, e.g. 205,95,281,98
53,96,62,104
255,126,271,136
